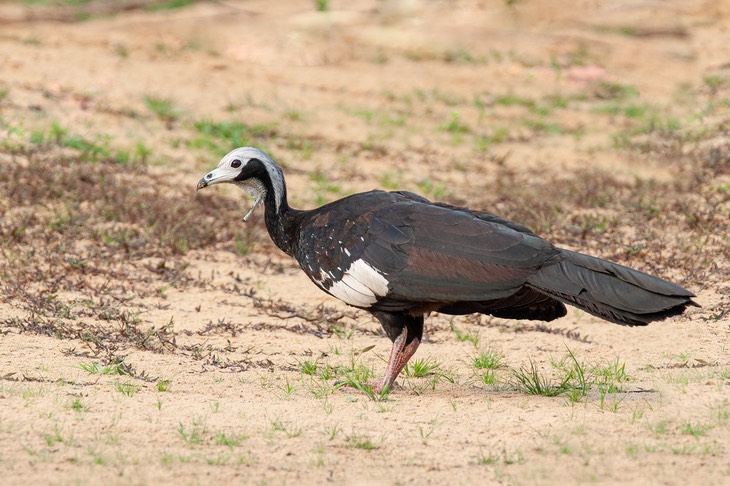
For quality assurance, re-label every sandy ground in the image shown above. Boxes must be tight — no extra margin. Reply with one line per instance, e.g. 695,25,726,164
1,1,729,485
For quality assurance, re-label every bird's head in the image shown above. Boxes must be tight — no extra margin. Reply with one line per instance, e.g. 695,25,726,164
196,147,285,221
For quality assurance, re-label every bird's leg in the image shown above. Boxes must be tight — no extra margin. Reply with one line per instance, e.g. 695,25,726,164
374,326,421,394
370,312,424,395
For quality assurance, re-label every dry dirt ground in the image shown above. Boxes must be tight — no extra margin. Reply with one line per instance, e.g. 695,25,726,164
1,1,729,485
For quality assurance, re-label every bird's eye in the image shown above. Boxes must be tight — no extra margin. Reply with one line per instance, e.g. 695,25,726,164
231,159,242,168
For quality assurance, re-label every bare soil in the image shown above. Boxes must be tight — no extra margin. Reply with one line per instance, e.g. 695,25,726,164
1,1,729,485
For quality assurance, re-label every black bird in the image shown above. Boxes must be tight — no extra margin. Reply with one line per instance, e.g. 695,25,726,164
196,147,697,394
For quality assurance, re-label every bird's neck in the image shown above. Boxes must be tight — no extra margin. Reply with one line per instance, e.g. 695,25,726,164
261,184,303,257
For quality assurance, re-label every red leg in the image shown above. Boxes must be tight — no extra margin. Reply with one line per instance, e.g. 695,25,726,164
374,325,421,394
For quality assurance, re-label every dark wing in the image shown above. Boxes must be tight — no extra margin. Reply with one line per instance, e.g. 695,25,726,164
296,190,560,315
362,196,560,311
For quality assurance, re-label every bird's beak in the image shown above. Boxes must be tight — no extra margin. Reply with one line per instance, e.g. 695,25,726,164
196,167,224,191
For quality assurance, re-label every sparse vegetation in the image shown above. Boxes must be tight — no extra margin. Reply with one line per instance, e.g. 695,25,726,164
511,349,631,404
271,419,303,439
144,95,181,124
190,119,277,157
146,0,196,12
70,397,87,412
453,326,480,348
403,357,440,378
345,432,381,451
473,349,505,385
79,360,131,376
473,349,504,371
156,379,171,392
113,381,139,397
214,431,248,447
681,421,713,438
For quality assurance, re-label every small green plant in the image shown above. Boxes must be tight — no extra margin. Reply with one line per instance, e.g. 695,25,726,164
284,109,304,121
214,431,248,447
480,370,498,385
474,349,504,385
474,350,504,370
562,348,591,398
22,36,41,46
314,0,328,11
317,363,336,382
271,420,303,438
70,397,86,412
523,117,562,135
475,127,510,151
178,422,205,445
80,361,130,376
512,360,570,397
133,141,152,163
342,375,388,401
43,423,65,447
300,359,319,376
345,432,380,451
440,112,470,135
715,402,730,425
277,377,296,397
595,81,639,100
599,393,625,412
30,120,120,162
338,352,374,382
144,95,181,123
156,379,171,392
443,49,484,64
494,94,535,108
453,326,480,348
114,44,129,59
477,447,524,465
703,75,727,100
322,423,341,440
347,107,374,123
594,357,629,393
190,119,276,156
416,178,447,199
288,137,315,159
113,381,139,397
232,234,256,256
418,418,438,445
404,357,439,378
309,170,343,205
681,421,713,438
146,0,195,11
379,172,401,190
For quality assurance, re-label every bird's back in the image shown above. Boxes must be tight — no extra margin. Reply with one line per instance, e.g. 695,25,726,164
293,190,560,312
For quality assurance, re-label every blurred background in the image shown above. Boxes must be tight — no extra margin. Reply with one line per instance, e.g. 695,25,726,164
2,0,728,280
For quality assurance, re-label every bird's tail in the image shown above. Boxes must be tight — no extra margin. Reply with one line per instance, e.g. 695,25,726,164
526,249,697,326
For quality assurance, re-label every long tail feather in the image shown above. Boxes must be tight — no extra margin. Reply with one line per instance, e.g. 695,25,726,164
527,250,697,326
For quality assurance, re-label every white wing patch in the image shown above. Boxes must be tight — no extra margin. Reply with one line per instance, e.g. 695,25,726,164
328,259,389,308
